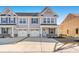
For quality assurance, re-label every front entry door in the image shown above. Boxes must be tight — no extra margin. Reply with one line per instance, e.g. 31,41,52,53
1,28,8,34
49,28,55,34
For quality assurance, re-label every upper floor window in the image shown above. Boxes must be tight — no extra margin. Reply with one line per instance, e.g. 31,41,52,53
9,18,16,24
31,18,38,24
47,18,50,23
1,17,8,24
43,18,46,23
19,18,26,24
43,17,56,24
1,17,16,24
51,18,55,23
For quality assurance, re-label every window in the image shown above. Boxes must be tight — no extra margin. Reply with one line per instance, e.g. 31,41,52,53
51,18,54,23
8,17,16,24
31,18,38,24
76,28,78,34
43,17,50,24
23,18,26,23
1,17,16,24
43,17,55,24
19,18,26,24
47,18,50,23
19,18,22,23
10,18,15,23
43,18,46,23
1,18,8,24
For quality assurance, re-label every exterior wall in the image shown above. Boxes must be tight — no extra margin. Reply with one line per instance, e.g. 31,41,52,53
59,14,79,37
29,17,40,29
16,16,28,28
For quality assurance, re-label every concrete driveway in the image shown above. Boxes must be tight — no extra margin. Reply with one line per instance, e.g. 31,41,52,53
0,37,58,52
0,37,78,53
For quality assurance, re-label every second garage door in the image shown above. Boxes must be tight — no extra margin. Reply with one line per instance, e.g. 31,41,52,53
18,29,28,37
30,29,40,37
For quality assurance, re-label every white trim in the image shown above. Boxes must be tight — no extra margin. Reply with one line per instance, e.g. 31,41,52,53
42,17,56,24
31,17,39,25
29,28,40,29
40,25,58,28
11,27,14,37
28,17,30,34
40,27,42,37
17,17,28,25
16,28,28,29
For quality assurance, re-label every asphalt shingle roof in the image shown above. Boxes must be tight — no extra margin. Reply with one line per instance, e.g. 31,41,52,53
16,13,39,16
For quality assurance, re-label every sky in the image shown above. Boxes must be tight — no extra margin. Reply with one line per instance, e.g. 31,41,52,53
0,6,79,25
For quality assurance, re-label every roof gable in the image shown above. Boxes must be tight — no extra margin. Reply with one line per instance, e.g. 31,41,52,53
40,7,57,16
60,14,79,26
0,8,17,16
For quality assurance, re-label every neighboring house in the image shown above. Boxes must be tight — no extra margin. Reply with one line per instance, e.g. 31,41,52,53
0,7,58,37
59,14,79,37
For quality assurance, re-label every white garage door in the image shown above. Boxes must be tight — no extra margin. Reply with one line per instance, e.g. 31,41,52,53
18,30,28,37
30,30,40,37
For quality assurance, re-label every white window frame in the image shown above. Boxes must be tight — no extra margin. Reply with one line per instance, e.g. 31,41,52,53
9,17,15,24
51,18,55,24
43,17,55,24
31,17,38,24
1,16,8,24
18,17,27,25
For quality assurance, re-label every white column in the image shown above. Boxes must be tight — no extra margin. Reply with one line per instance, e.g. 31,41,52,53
11,27,14,37
28,18,30,35
55,18,57,24
40,18,41,24
40,27,42,37
50,17,51,24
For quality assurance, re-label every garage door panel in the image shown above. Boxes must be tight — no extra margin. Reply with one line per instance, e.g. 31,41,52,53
30,31,40,37
18,31,28,37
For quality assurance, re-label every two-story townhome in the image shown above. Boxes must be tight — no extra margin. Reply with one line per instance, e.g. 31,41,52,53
0,7,58,37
